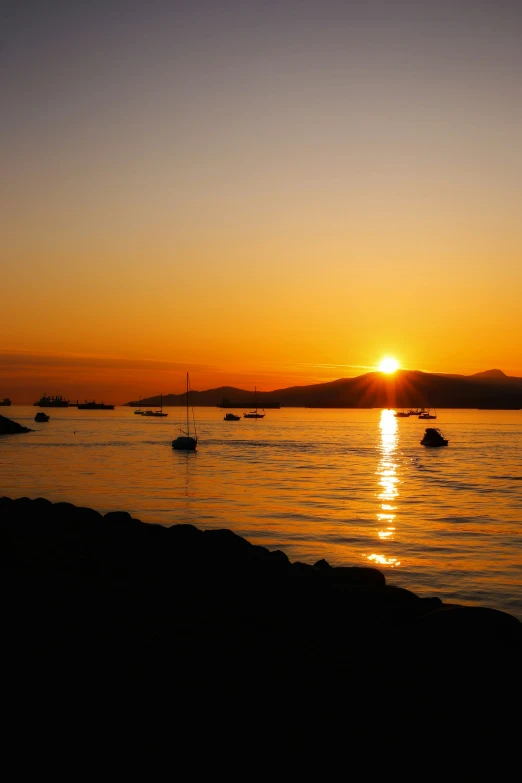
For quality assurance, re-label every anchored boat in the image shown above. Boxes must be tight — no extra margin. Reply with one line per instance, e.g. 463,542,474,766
243,387,265,419
34,395,70,408
421,427,448,447
77,401,115,410
172,373,198,451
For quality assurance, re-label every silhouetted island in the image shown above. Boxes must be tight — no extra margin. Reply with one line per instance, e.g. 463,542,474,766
1,494,520,739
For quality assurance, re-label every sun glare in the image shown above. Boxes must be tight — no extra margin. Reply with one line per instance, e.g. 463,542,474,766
378,357,399,374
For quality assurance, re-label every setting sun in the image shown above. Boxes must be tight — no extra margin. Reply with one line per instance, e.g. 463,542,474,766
378,357,399,374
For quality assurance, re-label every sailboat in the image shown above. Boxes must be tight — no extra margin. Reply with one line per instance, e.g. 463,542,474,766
144,393,168,417
172,373,198,450
243,386,265,419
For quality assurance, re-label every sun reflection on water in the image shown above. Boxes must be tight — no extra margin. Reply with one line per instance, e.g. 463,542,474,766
367,409,401,567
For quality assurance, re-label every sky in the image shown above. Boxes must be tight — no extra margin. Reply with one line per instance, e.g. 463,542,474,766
2,0,522,403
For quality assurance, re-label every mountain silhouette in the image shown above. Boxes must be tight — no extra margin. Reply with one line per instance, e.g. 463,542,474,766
471,369,507,379
125,369,522,409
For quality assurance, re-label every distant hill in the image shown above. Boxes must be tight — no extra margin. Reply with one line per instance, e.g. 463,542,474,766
471,369,507,379
125,370,522,409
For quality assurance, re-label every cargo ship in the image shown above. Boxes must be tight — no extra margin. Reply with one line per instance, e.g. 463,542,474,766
76,401,115,410
33,395,70,408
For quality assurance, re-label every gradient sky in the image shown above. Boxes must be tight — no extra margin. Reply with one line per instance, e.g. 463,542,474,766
2,0,522,403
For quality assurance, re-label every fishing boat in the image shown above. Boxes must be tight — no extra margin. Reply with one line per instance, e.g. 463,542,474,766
421,427,448,447
0,397,11,406
224,412,240,421
33,394,70,408
143,394,168,417
172,373,198,451
243,387,265,419
34,412,50,422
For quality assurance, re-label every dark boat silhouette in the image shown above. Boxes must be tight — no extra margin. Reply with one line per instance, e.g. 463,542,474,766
172,373,198,451
421,427,448,447
34,395,70,408
142,394,168,417
77,401,115,410
418,408,437,419
243,387,265,419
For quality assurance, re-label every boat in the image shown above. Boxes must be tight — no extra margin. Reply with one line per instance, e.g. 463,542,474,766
0,397,11,406
33,394,70,408
142,394,168,417
418,408,437,420
77,401,115,410
394,410,410,418
408,409,422,416
243,387,265,419
224,412,240,421
172,373,198,451
134,396,145,414
34,412,50,422
421,427,448,447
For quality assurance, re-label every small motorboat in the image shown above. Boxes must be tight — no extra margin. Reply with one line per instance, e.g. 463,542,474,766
35,412,50,422
394,410,410,417
224,413,240,421
421,427,448,447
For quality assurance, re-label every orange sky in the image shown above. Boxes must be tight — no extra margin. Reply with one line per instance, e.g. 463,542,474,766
2,2,522,404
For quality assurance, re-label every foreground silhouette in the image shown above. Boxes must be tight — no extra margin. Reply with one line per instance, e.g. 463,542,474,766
0,413,32,434
1,495,521,753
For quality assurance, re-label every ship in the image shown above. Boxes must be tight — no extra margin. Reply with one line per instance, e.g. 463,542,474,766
76,401,115,410
33,395,70,408
0,398,11,406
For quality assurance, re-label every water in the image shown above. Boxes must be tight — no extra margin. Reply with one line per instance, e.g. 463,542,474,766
2,405,522,620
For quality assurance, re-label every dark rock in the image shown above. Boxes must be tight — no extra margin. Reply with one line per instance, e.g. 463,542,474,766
314,558,331,569
1,494,521,735
329,565,386,588
0,414,33,434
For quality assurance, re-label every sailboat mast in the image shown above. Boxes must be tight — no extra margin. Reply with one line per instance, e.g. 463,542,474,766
186,373,189,434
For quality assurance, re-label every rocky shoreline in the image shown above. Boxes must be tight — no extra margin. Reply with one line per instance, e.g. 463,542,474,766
0,413,32,434
2,494,521,734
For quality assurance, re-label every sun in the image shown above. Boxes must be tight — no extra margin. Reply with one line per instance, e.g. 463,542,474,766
378,357,399,374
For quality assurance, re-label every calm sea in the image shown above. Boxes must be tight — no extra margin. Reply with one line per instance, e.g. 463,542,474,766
2,405,521,620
